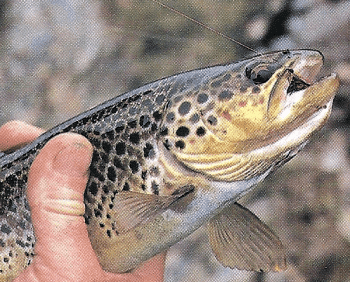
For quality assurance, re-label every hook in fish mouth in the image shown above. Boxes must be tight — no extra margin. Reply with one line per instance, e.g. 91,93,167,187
286,72,310,95
269,49,339,123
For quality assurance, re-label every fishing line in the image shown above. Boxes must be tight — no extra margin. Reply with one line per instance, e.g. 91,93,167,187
150,0,260,55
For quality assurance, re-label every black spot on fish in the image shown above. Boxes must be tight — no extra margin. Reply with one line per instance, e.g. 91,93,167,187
163,140,171,150
128,93,142,102
196,127,206,137
139,115,151,128
153,110,162,121
128,120,137,128
218,90,233,100
151,123,158,132
110,106,118,114
175,140,185,149
103,185,109,194
100,152,109,163
113,157,125,170
116,142,126,155
85,216,91,224
106,131,115,141
5,175,17,187
123,182,130,191
189,113,200,123
107,230,111,238
197,93,208,104
90,114,99,123
176,126,190,137
252,86,261,94
129,133,140,144
88,182,98,196
94,209,102,218
144,143,155,158
115,125,125,133
150,166,160,176
90,137,101,149
129,160,139,174
107,167,117,182
160,127,168,136
166,112,175,123
102,141,112,153
1,224,11,235
178,101,191,116
207,115,218,126
151,181,159,195
211,80,222,88
16,240,25,248
93,167,105,182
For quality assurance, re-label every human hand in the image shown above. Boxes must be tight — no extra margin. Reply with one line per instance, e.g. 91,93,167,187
0,121,165,282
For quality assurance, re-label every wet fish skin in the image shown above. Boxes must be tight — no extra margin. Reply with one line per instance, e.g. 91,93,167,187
0,50,339,280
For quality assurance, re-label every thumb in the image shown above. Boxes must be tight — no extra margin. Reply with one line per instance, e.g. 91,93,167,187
15,133,105,281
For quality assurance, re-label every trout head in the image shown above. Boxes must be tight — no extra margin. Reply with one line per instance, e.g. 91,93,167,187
161,50,340,181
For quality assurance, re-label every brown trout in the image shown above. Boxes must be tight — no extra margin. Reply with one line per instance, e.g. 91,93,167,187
0,50,339,281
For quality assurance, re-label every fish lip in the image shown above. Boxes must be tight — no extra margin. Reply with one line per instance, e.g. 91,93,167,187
283,50,325,97
273,69,339,129
279,52,338,117
291,50,324,85
288,72,339,106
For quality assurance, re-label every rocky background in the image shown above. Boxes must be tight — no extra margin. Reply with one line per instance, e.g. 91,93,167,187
0,0,349,281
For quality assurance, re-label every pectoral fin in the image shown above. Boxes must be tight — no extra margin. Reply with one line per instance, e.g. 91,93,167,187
208,202,286,272
110,185,194,234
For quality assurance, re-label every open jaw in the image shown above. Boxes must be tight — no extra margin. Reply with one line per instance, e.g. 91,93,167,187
275,68,339,124
286,74,310,94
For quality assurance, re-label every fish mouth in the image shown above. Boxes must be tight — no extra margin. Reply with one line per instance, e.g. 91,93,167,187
286,75,310,94
270,50,339,124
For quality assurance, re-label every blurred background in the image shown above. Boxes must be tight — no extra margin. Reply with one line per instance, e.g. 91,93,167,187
0,0,349,281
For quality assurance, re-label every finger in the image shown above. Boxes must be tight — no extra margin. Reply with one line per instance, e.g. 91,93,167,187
14,132,166,281
18,133,106,281
0,121,44,151
131,252,166,282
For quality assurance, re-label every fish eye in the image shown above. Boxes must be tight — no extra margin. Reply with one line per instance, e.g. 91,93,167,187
245,65,274,84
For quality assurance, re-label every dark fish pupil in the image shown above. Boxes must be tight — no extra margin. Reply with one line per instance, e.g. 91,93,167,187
253,69,272,84
245,65,273,84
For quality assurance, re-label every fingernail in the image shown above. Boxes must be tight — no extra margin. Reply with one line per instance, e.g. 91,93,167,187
53,142,92,176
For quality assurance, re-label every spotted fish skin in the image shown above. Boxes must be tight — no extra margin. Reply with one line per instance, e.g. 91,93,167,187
0,58,243,280
0,50,339,280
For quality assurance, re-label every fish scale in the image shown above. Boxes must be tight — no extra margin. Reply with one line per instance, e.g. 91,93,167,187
0,50,340,280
